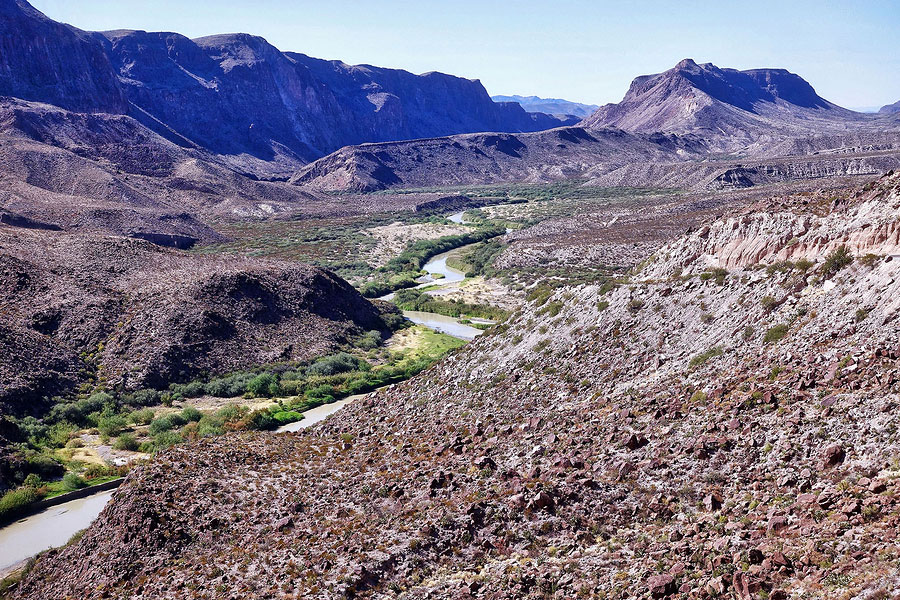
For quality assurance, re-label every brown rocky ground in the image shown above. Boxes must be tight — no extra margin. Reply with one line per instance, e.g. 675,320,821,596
0,226,395,413
11,173,900,599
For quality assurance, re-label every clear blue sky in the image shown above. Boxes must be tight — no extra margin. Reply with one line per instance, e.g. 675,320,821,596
30,0,900,110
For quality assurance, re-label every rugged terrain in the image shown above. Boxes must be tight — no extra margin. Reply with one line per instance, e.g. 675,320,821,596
294,60,900,193
0,226,394,413
0,0,574,174
12,173,900,599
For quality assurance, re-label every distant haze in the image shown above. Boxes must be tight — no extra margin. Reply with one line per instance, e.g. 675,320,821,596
29,0,900,109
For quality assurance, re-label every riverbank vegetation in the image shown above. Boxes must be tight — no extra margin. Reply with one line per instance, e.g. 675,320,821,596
1,324,466,522
359,225,505,297
392,288,508,321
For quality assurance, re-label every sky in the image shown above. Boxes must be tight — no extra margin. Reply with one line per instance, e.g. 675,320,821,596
30,0,900,110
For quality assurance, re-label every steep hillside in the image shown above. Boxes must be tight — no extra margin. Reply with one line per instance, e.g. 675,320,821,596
492,95,599,118
0,0,126,113
881,100,900,115
0,227,393,413
14,174,900,599
581,59,893,154
290,127,703,192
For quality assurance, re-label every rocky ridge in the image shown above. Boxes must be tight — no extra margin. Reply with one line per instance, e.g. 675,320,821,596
13,174,900,599
0,226,393,412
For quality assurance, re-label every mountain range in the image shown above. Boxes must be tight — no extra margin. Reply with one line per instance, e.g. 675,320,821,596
0,0,576,176
491,94,599,118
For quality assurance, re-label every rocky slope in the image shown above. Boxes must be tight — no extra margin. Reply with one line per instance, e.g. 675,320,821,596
880,100,900,115
13,173,900,599
492,95,599,118
290,127,704,192
0,226,394,413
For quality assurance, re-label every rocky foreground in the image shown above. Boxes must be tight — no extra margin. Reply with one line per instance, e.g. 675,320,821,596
13,173,900,599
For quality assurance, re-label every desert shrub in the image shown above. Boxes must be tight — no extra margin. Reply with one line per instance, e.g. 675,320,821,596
217,404,248,424
96,412,129,438
354,330,382,350
628,299,644,312
61,472,87,492
764,324,790,343
130,408,155,425
26,453,64,479
245,410,277,431
760,296,777,312
855,308,869,322
22,473,43,488
0,487,42,520
689,346,724,368
151,430,183,450
246,373,280,398
307,353,365,377
700,267,728,285
822,245,853,277
148,416,174,436
596,300,610,311
65,437,84,448
181,406,202,422
82,464,115,479
795,258,814,272
197,414,225,437
128,388,162,407
305,384,336,401
742,326,755,340
170,380,205,398
204,372,255,398
113,434,139,451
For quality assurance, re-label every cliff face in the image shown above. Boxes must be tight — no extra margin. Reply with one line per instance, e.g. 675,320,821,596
0,0,575,170
0,0,127,113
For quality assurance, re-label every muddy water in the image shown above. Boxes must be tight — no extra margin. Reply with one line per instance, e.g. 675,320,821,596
0,489,115,575
402,310,484,340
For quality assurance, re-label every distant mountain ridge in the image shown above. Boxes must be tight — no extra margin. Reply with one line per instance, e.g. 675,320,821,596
0,0,576,173
491,94,599,118
881,100,900,114
580,59,877,152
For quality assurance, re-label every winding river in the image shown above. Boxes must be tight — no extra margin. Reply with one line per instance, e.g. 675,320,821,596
0,209,491,574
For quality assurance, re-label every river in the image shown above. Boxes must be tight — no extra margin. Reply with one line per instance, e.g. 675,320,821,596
0,490,115,577
0,210,491,574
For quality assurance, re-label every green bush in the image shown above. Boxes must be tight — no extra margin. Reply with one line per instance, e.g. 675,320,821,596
271,410,303,425
113,434,139,451
152,430,183,451
307,353,366,377
247,373,280,398
197,414,225,437
170,380,205,398
353,330,383,350
26,453,64,479
689,346,724,368
130,408,155,425
245,410,277,431
61,473,87,492
764,324,790,343
96,412,129,438
204,372,255,398
129,389,161,407
148,416,175,436
822,245,853,277
0,487,42,520
181,406,202,422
